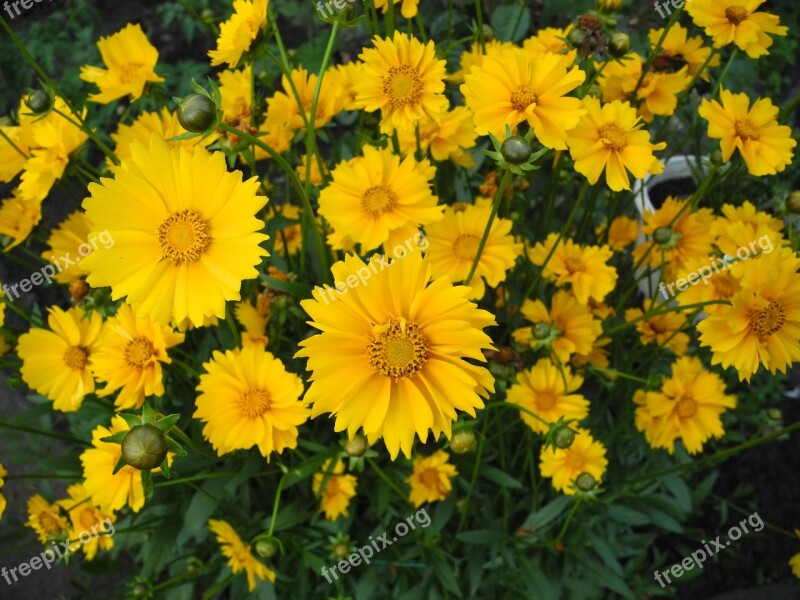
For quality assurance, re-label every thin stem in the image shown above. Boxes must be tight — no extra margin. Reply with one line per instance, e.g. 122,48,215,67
366,457,409,503
713,48,738,98
465,169,512,285
0,419,90,445
267,472,287,536
555,497,582,542
474,0,485,52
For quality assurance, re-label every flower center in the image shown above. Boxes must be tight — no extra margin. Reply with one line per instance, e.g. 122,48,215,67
712,276,738,298
38,513,64,536
510,84,538,112
563,257,584,274
599,123,627,151
676,397,698,419
125,337,156,368
452,234,480,261
419,468,442,489
734,118,760,141
239,387,272,417
78,508,99,530
724,5,748,24
362,186,398,217
749,301,785,338
536,391,557,411
158,209,211,265
384,65,423,107
63,346,89,370
368,319,429,380
563,449,586,472
119,63,144,84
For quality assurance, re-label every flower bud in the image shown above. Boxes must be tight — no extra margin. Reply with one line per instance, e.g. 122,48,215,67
653,226,672,245
552,427,575,449
482,24,494,42
709,150,724,165
25,89,53,114
254,538,279,558
766,408,782,421
787,191,800,214
332,542,350,559
595,0,622,10
575,472,597,491
567,28,587,48
532,322,552,340
608,33,631,57
450,430,477,454
343,434,367,457
121,424,168,470
500,136,532,165
177,94,216,133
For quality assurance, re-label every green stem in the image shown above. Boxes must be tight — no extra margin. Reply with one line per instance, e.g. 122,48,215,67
0,419,89,445
465,169,512,285
713,48,738,98
267,472,287,536
170,425,216,459
366,457,409,503
474,0,485,52
632,9,681,96
555,497,582,542
154,470,276,488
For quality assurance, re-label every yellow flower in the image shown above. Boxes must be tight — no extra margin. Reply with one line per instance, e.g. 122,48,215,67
686,0,787,58
0,463,6,519
674,257,743,316
269,203,303,255
522,25,578,68
296,251,495,459
40,211,92,284
529,233,618,304
326,63,361,113
208,0,269,67
0,188,42,250
648,24,720,81
598,215,638,251
407,450,458,507
80,135,268,328
447,39,513,84
17,306,102,412
80,416,146,513
425,203,521,300
633,197,715,283
699,89,796,177
461,46,586,147
635,356,736,454
513,290,602,362
318,144,441,252
26,494,69,544
698,247,800,381
354,32,448,134
539,429,607,495
624,299,690,355
507,358,588,434
80,24,164,103
0,125,28,183
374,0,419,18
264,66,338,133
194,345,309,458
710,200,784,257
396,106,478,167
234,288,273,347
566,96,665,191
59,484,115,561
791,551,800,579
296,155,328,188
312,459,358,520
209,519,276,591
91,303,185,410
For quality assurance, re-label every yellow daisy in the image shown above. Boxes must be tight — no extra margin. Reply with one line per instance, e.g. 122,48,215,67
599,215,638,251
17,306,102,412
506,358,589,434
194,344,309,458
80,23,164,103
318,144,441,252
425,203,521,300
374,0,419,18
447,39,513,84
648,24,720,81
354,32,448,134
234,288,272,347
539,428,607,495
522,25,578,68
461,46,586,147
79,135,268,328
40,211,92,284
624,299,690,355
686,0,787,58
59,484,115,561
0,189,42,250
209,519,276,591
396,106,478,167
407,450,458,507
635,356,736,454
312,459,358,520
296,251,496,459
699,89,796,177
710,200,784,257
91,303,185,410
264,66,338,133
529,233,618,304
208,0,269,67
26,494,69,544
791,550,800,578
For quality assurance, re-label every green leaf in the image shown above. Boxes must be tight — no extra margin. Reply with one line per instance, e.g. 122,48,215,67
490,5,531,43
480,465,523,489
455,529,508,545
111,455,127,475
606,505,652,526
119,413,141,429
523,495,571,531
142,403,156,424
99,431,128,444
261,274,313,299
155,414,180,433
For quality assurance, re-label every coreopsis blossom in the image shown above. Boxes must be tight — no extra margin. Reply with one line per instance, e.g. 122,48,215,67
26,494,69,544
528,233,618,304
80,416,148,513
698,246,800,381
0,124,28,182
461,46,586,147
648,24,720,81
699,90,796,177
633,197,715,283
425,203,521,300
208,0,269,67
710,201,784,257
624,299,690,355
218,66,255,142
598,215,638,251
264,67,339,132
674,257,743,316
635,356,736,454
407,451,458,507
17,306,102,412
506,358,589,434
513,290,602,362
59,484,115,560
566,97,665,191
312,459,358,520
539,429,607,495
354,32,448,133
0,188,41,249
40,211,92,284
317,144,442,252
522,25,578,68
447,39,513,84
374,0,419,18
80,24,164,103
80,135,268,328
208,520,276,591
0,464,7,520
91,304,185,410
296,252,495,459
194,345,309,458
326,62,361,113
296,155,328,187
686,0,787,58
396,106,478,167
234,289,271,347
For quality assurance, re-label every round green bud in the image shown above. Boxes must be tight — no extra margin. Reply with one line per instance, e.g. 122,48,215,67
532,322,552,340
766,408,782,421
121,424,168,471
567,28,587,48
500,135,532,165
254,538,279,558
553,427,576,449
608,33,631,57
575,472,597,491
343,434,367,457
482,24,494,42
177,94,216,133
653,226,673,245
450,430,477,454
131,583,149,598
25,89,52,114
709,150,725,165
332,542,350,559
786,191,800,214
